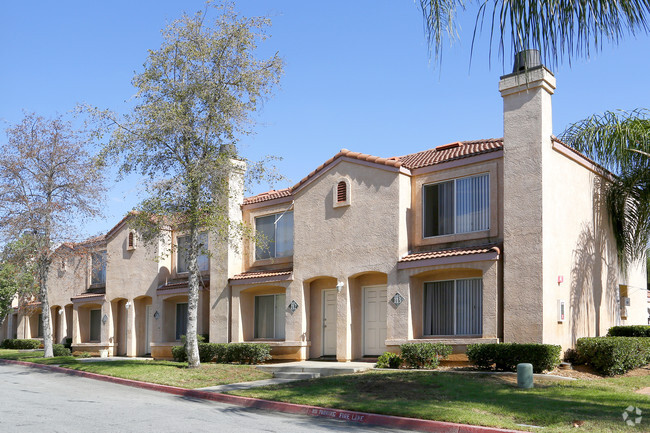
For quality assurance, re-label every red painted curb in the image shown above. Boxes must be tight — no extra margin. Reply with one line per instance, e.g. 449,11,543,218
0,359,526,433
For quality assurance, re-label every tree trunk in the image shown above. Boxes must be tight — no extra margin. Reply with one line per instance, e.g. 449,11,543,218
39,255,54,358
185,180,202,368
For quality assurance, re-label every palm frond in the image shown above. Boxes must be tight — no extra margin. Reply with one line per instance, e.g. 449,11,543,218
420,0,650,68
560,108,650,173
608,165,650,270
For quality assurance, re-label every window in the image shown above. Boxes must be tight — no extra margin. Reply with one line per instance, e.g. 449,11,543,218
89,309,101,342
175,303,188,340
254,294,286,339
91,251,107,285
176,232,209,274
423,173,489,237
424,279,482,336
255,211,294,260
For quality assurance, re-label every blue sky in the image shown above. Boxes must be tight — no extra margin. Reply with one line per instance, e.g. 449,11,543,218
2,1,649,239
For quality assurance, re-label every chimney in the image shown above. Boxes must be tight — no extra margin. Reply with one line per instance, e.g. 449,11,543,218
500,50,556,344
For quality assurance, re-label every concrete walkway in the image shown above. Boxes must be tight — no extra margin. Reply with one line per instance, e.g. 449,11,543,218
77,356,153,363
256,360,375,378
199,377,301,393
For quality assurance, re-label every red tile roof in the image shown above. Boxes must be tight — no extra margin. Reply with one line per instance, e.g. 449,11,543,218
396,138,503,170
243,138,503,206
157,279,209,291
399,245,501,263
243,188,292,205
230,270,293,280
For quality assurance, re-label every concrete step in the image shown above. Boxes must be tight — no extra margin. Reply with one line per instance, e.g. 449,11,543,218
256,361,374,378
273,371,320,380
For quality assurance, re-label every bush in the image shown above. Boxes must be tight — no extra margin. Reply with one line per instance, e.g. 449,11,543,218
0,339,41,350
466,343,561,373
563,347,584,365
576,337,650,375
226,343,272,364
607,325,650,338
52,344,71,357
376,352,402,369
172,342,270,364
400,343,452,369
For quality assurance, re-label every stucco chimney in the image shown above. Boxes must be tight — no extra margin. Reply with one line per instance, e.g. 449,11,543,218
500,51,556,344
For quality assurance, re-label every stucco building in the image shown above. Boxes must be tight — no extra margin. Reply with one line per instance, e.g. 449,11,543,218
2,55,646,360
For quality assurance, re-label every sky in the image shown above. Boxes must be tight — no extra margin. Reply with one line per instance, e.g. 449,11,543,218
2,1,650,239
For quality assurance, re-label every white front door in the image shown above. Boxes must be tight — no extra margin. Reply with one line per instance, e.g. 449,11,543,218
145,305,151,355
363,285,387,356
322,289,337,356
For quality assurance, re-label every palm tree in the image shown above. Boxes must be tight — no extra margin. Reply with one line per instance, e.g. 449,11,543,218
420,0,650,68
560,109,650,269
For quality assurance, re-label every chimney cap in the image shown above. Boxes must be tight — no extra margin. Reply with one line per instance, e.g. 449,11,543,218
513,49,541,73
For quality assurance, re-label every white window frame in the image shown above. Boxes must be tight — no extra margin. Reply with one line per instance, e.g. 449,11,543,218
254,293,286,340
254,211,294,260
422,173,490,239
176,232,209,274
423,278,482,337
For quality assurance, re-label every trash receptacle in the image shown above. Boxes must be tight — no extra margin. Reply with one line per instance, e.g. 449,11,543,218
517,363,534,389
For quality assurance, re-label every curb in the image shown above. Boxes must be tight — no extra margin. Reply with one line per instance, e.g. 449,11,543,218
0,359,525,433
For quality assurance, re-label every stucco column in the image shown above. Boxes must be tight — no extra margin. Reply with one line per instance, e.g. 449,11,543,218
230,289,243,342
126,299,137,357
336,279,351,362
5,313,13,340
386,271,410,344
482,260,499,339
72,305,81,344
58,309,67,344
500,63,555,344
102,300,113,352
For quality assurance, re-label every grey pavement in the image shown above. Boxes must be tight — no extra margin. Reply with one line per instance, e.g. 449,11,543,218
0,363,412,433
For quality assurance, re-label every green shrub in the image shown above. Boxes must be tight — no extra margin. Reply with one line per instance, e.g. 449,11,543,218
226,343,272,364
77,352,91,358
607,325,650,338
172,342,270,364
171,345,187,362
466,343,561,373
576,337,650,375
0,339,41,350
376,352,402,369
52,344,71,357
563,347,584,365
400,343,452,369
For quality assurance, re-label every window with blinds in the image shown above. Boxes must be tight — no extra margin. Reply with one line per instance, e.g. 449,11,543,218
254,294,286,339
255,212,294,260
423,279,482,336
423,173,489,237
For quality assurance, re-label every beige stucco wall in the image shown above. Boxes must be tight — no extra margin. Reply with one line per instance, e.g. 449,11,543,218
542,147,647,349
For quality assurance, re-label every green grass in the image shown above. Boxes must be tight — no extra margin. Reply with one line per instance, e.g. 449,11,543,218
232,370,650,432
0,349,271,389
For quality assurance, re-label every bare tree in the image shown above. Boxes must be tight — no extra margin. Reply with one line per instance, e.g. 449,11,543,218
89,2,283,367
0,113,105,357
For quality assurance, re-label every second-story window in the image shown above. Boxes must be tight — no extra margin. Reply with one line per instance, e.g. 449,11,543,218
423,173,489,237
255,211,294,260
176,232,209,274
91,251,107,285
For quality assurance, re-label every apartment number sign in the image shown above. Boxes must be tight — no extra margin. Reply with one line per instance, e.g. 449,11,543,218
391,292,404,307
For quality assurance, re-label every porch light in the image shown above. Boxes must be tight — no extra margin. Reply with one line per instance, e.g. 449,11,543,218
336,281,344,293
58,309,63,315
125,301,131,309
153,311,160,320
102,314,108,324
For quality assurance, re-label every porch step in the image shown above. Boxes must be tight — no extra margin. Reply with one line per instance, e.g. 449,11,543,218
272,371,321,380
256,361,374,378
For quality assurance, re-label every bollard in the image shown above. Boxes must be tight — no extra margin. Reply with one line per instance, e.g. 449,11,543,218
517,363,534,389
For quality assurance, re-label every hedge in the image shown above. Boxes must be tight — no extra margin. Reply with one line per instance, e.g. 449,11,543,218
576,337,650,375
172,342,271,364
376,352,403,369
0,339,41,350
400,343,452,369
607,325,650,338
466,343,561,373
52,344,71,357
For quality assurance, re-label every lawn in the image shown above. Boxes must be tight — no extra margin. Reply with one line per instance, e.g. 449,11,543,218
0,349,271,389
232,370,650,432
